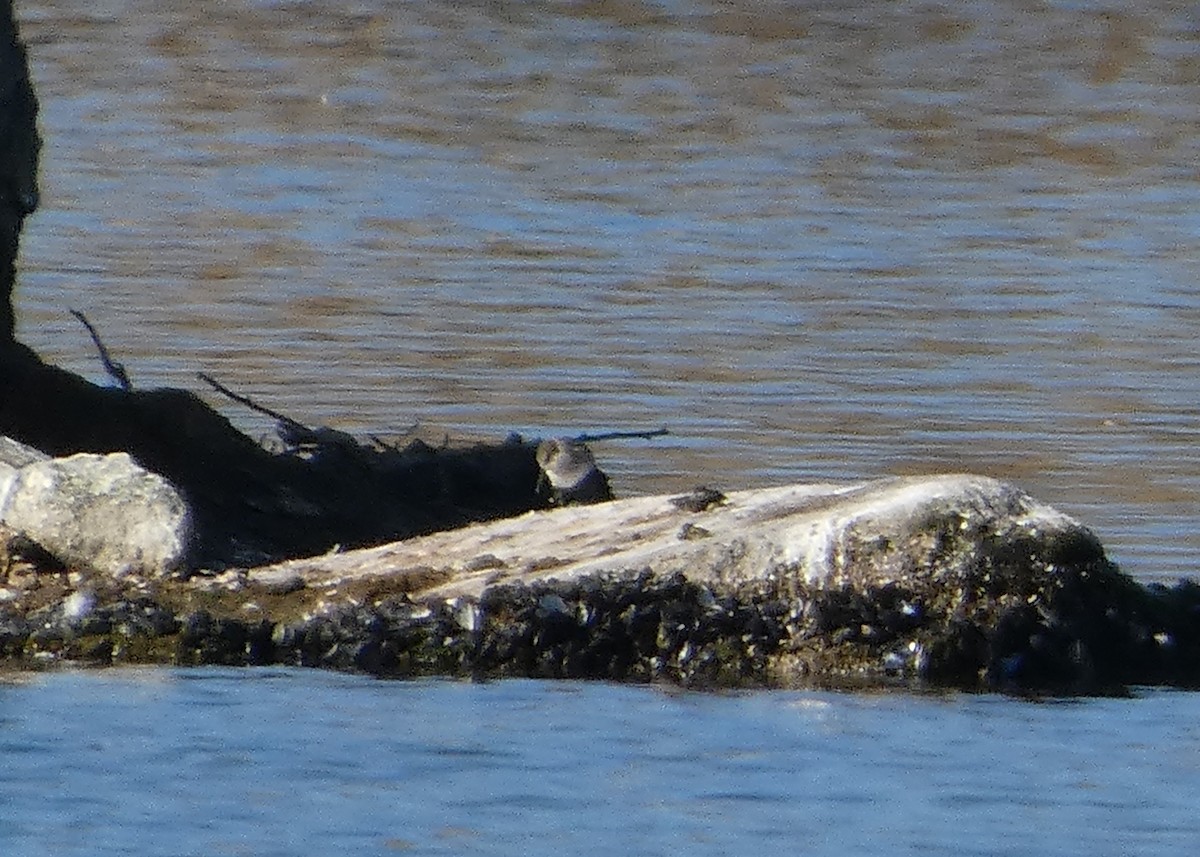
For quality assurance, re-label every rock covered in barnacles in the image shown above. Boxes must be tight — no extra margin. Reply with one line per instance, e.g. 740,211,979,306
0,444,192,577
238,473,1200,693
2,469,1200,695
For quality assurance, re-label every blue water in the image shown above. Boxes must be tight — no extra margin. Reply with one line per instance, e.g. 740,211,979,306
1,668,1197,856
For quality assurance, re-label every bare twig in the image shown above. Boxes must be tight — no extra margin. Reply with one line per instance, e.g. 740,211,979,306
367,424,419,452
368,434,398,452
195,372,311,437
69,308,131,391
573,428,669,444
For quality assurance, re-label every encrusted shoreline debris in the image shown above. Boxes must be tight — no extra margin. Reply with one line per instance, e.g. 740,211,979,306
3,2,1199,696
4,463,1199,695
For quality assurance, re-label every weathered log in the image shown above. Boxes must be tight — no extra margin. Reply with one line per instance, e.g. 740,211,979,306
237,473,1185,693
247,474,1096,599
4,472,1198,694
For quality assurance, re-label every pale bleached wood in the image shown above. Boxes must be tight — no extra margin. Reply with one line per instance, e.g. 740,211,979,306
245,473,1095,602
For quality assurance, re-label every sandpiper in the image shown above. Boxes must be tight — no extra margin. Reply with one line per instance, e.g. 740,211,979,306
535,438,613,506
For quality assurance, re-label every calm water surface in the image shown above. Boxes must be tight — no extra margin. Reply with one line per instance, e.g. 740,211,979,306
1,667,1198,856
11,0,1200,581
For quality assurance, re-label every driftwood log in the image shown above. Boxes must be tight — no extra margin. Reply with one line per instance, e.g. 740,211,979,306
232,473,1200,693
4,472,1200,695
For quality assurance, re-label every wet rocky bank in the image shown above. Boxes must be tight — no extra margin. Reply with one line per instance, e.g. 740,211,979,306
5,0,1200,697
5,475,1200,696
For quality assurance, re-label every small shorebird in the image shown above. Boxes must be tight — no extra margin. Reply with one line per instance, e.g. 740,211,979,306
535,438,613,506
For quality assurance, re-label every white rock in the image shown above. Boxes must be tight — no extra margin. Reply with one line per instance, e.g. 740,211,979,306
0,466,14,514
0,451,192,577
0,435,51,469
62,589,96,621
0,435,50,514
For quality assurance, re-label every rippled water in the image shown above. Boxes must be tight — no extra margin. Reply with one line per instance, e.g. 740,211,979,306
1,667,1197,856
10,0,1200,580
8,7,1200,848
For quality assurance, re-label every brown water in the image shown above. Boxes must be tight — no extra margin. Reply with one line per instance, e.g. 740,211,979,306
12,0,1200,581
4,668,1200,856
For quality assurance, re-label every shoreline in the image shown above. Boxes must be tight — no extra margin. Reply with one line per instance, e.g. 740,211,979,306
6,474,1199,696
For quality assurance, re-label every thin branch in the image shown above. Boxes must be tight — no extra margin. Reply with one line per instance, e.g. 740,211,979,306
368,424,420,452
69,308,131,391
195,372,311,437
573,428,669,444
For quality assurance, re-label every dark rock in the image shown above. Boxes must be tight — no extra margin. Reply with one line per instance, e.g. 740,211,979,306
1,0,41,345
113,600,181,639
176,610,271,666
0,611,30,656
670,486,727,513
